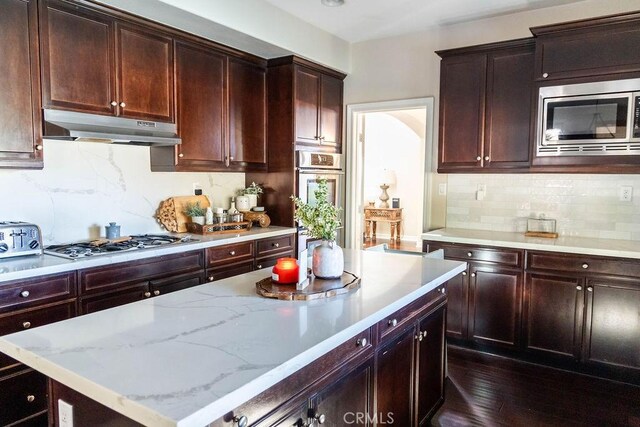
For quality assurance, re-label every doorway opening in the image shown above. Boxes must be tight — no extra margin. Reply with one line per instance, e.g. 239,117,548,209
345,98,434,249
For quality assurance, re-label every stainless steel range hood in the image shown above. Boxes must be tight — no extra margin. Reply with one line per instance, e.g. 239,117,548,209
43,109,181,146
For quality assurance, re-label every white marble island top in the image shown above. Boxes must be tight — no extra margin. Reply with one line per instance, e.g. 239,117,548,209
0,250,465,427
422,228,640,260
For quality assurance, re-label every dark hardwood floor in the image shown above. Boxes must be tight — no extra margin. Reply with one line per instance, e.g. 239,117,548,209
432,346,640,427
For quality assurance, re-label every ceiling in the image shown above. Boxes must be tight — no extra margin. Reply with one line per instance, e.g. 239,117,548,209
263,0,587,43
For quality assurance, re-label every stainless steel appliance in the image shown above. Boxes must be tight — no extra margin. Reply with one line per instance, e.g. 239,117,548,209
296,151,345,257
536,77,640,156
0,222,43,259
43,109,181,146
44,234,195,259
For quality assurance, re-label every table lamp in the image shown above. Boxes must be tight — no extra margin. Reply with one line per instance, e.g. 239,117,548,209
378,169,397,208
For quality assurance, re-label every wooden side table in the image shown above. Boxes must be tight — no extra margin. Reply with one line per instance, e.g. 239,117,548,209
364,207,402,243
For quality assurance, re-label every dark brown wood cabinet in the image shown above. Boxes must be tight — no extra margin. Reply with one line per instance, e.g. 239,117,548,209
0,0,43,169
0,368,48,426
40,0,174,122
437,39,534,173
415,305,446,425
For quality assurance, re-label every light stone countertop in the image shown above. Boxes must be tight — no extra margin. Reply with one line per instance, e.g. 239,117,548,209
422,228,640,259
0,250,465,427
0,227,296,284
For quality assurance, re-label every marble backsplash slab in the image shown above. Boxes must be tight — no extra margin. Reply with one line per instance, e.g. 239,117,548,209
0,141,244,245
446,174,640,241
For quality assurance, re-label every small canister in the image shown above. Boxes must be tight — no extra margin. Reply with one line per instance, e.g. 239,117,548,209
105,222,121,239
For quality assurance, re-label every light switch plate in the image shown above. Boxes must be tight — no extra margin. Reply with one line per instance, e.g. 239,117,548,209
58,399,74,427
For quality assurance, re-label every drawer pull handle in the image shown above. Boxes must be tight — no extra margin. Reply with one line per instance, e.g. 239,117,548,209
416,333,423,342
476,156,481,161
230,250,236,256
587,286,593,292
144,292,151,298
441,287,446,294
178,153,184,158
35,145,43,151
153,290,160,296
388,319,398,327
462,271,467,276
110,101,118,106
543,72,549,78
471,273,476,277
233,415,248,427
314,413,326,424
23,321,31,329
467,252,472,257
20,290,30,298
356,337,368,347
208,276,214,282
484,156,490,161
576,285,583,291
256,264,262,269
273,243,280,248
27,395,35,403
582,263,589,269
119,102,126,108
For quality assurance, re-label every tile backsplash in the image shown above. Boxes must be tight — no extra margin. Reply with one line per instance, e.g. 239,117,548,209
446,174,640,241
0,141,244,245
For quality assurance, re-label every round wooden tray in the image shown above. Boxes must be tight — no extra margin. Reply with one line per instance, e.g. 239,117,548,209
256,271,361,301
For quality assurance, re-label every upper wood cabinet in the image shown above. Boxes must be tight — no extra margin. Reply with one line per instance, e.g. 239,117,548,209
531,12,640,81
437,38,534,173
39,0,174,123
0,0,43,169
268,56,346,154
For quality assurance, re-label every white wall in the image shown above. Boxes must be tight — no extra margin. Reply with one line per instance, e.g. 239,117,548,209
345,0,640,236
0,142,243,245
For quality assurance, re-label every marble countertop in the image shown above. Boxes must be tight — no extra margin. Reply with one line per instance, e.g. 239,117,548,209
422,228,640,259
0,250,465,427
0,227,296,284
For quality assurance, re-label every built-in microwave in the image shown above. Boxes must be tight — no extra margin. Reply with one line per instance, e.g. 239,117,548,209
537,78,640,156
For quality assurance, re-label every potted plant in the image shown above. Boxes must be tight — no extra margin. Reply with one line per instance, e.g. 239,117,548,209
183,201,206,225
238,182,263,209
291,179,343,279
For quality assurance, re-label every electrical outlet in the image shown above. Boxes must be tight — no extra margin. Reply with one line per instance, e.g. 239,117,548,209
58,399,74,427
438,183,447,196
620,186,633,202
477,184,487,193
192,182,202,196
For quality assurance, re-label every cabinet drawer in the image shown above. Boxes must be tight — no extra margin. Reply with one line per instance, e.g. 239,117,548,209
80,250,204,294
256,235,294,257
0,369,47,426
149,271,204,295
206,242,254,268
80,283,149,315
206,261,254,282
255,252,295,271
427,242,522,267
378,286,447,342
0,272,76,313
527,251,640,277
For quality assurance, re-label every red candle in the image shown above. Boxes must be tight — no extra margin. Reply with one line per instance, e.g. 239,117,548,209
272,257,299,284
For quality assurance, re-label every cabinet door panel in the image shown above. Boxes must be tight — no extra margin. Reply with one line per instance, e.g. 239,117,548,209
0,369,47,426
319,74,342,148
294,68,320,144
314,360,371,426
80,284,149,314
0,0,42,167
375,327,414,426
438,54,486,170
444,270,468,339
584,279,640,369
469,265,522,348
484,46,533,169
415,305,446,425
40,0,115,114
174,41,225,167
117,24,173,122
525,273,583,359
228,59,266,167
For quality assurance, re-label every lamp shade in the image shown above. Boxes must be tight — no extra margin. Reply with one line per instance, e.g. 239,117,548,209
380,169,397,186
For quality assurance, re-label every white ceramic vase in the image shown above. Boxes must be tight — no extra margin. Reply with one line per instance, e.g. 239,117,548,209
248,194,258,209
312,240,344,279
191,216,205,225
236,195,251,211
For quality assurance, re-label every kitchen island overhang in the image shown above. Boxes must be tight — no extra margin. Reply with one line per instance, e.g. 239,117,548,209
0,250,465,427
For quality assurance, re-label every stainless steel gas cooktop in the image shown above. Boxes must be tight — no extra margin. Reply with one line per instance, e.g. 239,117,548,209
44,234,195,259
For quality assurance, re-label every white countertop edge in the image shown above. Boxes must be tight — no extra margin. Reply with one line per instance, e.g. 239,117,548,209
178,261,466,427
421,230,640,260
0,227,296,284
0,261,466,427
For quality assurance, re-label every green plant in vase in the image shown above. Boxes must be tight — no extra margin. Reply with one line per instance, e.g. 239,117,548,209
238,182,263,209
183,201,206,225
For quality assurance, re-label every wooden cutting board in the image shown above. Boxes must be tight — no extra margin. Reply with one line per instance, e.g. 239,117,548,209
156,195,211,232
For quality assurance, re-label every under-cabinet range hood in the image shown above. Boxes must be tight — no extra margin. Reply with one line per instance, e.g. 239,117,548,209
43,109,181,146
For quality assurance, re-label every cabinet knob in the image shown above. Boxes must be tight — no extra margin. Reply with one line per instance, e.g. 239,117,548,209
388,318,398,327
144,292,151,298
110,101,118,106
416,333,423,341
229,156,234,161
273,243,279,248
582,263,589,269
256,264,262,269
462,271,467,276
35,145,43,151
467,252,472,257
356,337,367,347
178,153,184,158
230,250,236,256
208,276,214,282
233,415,248,427
20,290,30,298
587,286,593,292
441,287,446,294
119,102,126,108
476,156,481,161
26,395,35,403
576,285,583,291
153,290,160,296
484,156,489,161
471,272,476,277
314,413,326,424
542,72,549,78
23,321,31,329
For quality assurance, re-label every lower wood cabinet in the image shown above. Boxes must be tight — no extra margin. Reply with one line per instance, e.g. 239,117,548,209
0,368,48,426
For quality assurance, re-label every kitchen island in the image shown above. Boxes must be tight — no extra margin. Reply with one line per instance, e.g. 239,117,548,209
0,249,465,427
